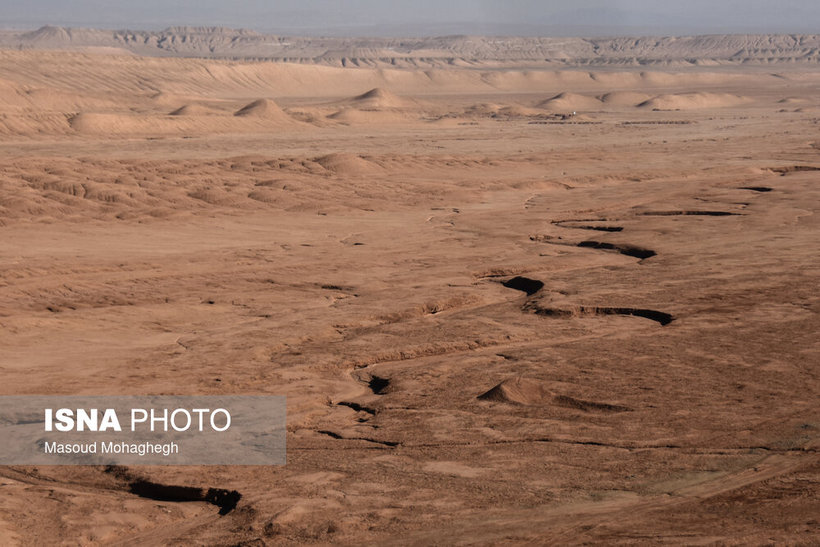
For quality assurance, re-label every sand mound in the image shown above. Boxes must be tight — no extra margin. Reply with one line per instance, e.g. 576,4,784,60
638,92,750,110
234,98,289,119
324,88,421,121
68,112,150,134
169,104,220,116
477,377,553,405
327,109,412,124
64,108,305,137
314,153,382,175
598,91,653,106
478,377,631,412
350,87,409,109
537,92,602,112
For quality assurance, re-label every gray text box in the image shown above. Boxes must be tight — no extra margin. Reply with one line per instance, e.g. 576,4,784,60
0,396,286,465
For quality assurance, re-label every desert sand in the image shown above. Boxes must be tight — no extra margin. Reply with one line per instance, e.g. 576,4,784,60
0,32,818,545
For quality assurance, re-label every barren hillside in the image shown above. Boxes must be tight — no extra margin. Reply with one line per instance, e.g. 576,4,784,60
1,26,820,67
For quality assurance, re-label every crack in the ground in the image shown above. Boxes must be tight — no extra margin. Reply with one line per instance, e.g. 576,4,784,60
368,375,391,394
129,481,241,516
570,225,624,232
530,236,656,260
337,401,377,415
770,165,820,175
576,241,657,260
502,276,545,295
552,220,624,232
639,210,743,217
317,430,399,447
104,467,241,515
526,303,674,326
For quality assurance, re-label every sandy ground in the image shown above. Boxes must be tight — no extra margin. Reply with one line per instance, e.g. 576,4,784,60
0,49,818,544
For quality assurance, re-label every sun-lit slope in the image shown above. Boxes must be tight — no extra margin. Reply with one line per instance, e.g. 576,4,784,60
1,50,810,102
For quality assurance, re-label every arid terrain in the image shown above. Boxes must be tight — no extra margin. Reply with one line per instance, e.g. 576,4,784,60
0,31,818,544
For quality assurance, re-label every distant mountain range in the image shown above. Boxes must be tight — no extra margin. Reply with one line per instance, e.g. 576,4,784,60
1,26,819,68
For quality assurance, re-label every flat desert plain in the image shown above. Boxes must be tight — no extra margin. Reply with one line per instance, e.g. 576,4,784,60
0,42,818,545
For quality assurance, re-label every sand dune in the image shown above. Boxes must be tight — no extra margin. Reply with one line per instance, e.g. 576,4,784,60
327,108,414,124
67,99,299,136
599,91,654,106
234,98,290,119
479,377,630,412
537,92,603,112
169,103,222,116
314,153,383,175
323,88,423,124
347,88,413,109
478,377,553,405
638,92,751,110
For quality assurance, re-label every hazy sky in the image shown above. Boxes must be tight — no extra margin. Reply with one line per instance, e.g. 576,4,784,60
2,0,819,36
